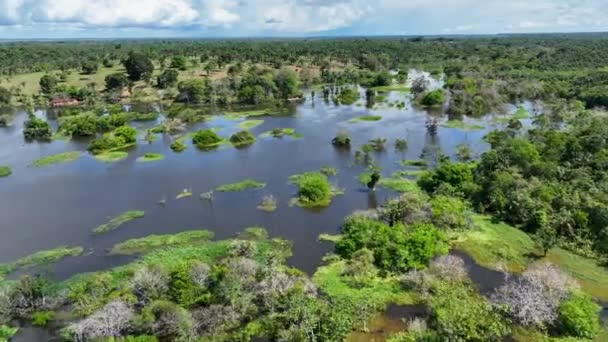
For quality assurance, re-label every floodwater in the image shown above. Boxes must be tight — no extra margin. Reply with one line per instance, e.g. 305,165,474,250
0,75,536,281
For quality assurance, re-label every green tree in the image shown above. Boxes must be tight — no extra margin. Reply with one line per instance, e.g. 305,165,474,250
170,56,188,71
39,74,58,94
0,86,11,104
123,52,154,82
105,73,129,90
157,69,179,89
558,293,601,338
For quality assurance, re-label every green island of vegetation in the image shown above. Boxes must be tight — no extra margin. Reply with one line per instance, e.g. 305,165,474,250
136,152,164,163
94,151,128,163
215,179,266,192
237,119,264,130
176,189,193,199
92,210,145,234
289,171,342,208
441,119,485,131
0,246,83,281
259,127,301,138
0,166,11,177
191,129,226,149
348,115,382,123
229,130,256,147
257,195,278,212
31,151,81,168
371,84,410,92
110,230,214,255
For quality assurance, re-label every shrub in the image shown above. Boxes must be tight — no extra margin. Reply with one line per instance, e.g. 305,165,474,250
192,129,222,148
229,130,256,147
157,69,179,89
557,293,601,338
170,140,186,152
291,172,332,207
418,162,474,195
420,89,445,107
23,116,52,141
58,113,98,136
113,125,137,144
429,195,469,230
332,131,351,148
31,310,55,326
137,300,194,340
0,166,11,177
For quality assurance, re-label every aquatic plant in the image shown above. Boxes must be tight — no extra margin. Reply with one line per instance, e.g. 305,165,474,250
441,120,485,131
200,190,214,201
170,139,186,152
0,245,83,280
333,87,360,105
216,179,266,192
261,127,297,138
348,115,382,123
257,195,277,212
92,210,145,234
401,159,428,168
320,166,338,176
0,166,11,177
229,130,256,147
176,189,193,199
368,138,387,151
237,119,264,130
110,230,214,255
332,131,351,148
23,115,52,141
192,129,223,149
289,171,333,208
395,139,408,151
94,151,128,163
136,153,164,163
31,151,81,167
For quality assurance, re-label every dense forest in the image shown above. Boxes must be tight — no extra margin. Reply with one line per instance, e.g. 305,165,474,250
1,35,608,341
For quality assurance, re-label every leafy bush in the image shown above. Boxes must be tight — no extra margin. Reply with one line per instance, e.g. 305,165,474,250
332,131,351,148
229,130,256,147
430,195,469,230
418,162,475,195
31,310,55,326
113,125,137,144
557,292,601,338
23,116,52,141
290,172,332,207
170,140,186,152
192,129,222,148
157,69,179,89
58,113,98,136
420,89,445,107
88,126,136,154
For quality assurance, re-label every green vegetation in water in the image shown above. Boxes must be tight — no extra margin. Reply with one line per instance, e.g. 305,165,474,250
110,230,214,255
0,166,11,177
191,129,226,149
320,166,338,176
229,130,256,147
176,189,193,199
94,151,128,163
512,105,531,119
371,84,410,92
216,179,266,192
334,87,360,105
0,325,18,340
31,151,81,168
237,119,264,130
391,169,425,178
31,311,55,327
348,115,382,123
0,246,83,280
401,159,428,168
441,120,485,131
136,152,164,163
289,171,340,208
379,176,420,193
223,108,289,120
170,139,186,152
257,195,277,212
260,127,299,138
318,233,342,243
92,210,145,234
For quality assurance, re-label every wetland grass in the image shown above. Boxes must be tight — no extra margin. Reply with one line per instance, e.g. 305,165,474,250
92,210,145,234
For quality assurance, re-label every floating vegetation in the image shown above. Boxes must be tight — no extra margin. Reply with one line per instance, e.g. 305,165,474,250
512,105,530,119
401,159,428,168
110,230,214,255
320,166,338,176
332,131,351,148
348,115,382,123
229,130,256,147
368,138,387,151
94,151,128,163
31,151,81,168
392,170,425,178
170,139,186,152
136,152,164,163
92,210,145,234
442,120,485,131
260,127,299,138
200,190,214,201
0,165,11,177
176,188,193,199
237,119,264,130
0,246,84,280
371,84,410,92
223,108,289,120
318,233,342,243
216,179,266,192
257,195,277,212
333,87,361,105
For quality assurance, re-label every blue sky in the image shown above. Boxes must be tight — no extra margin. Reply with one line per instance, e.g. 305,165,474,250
1,0,607,39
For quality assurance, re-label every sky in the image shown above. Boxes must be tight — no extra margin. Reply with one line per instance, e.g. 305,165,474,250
0,0,607,39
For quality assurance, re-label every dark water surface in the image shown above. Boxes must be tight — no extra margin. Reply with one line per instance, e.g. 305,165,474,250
0,81,534,279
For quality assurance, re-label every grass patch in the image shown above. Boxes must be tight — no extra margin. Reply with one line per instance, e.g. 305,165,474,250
176,189,193,199
545,248,608,301
94,151,128,163
318,234,342,243
442,120,485,131
512,106,530,119
216,179,266,192
223,108,289,120
313,260,415,308
136,152,164,163
348,115,382,123
0,166,11,177
31,151,81,168
110,230,214,255
92,210,145,234
371,85,410,92
237,119,264,130
378,177,420,193
0,246,83,280
453,215,537,273
392,170,425,178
